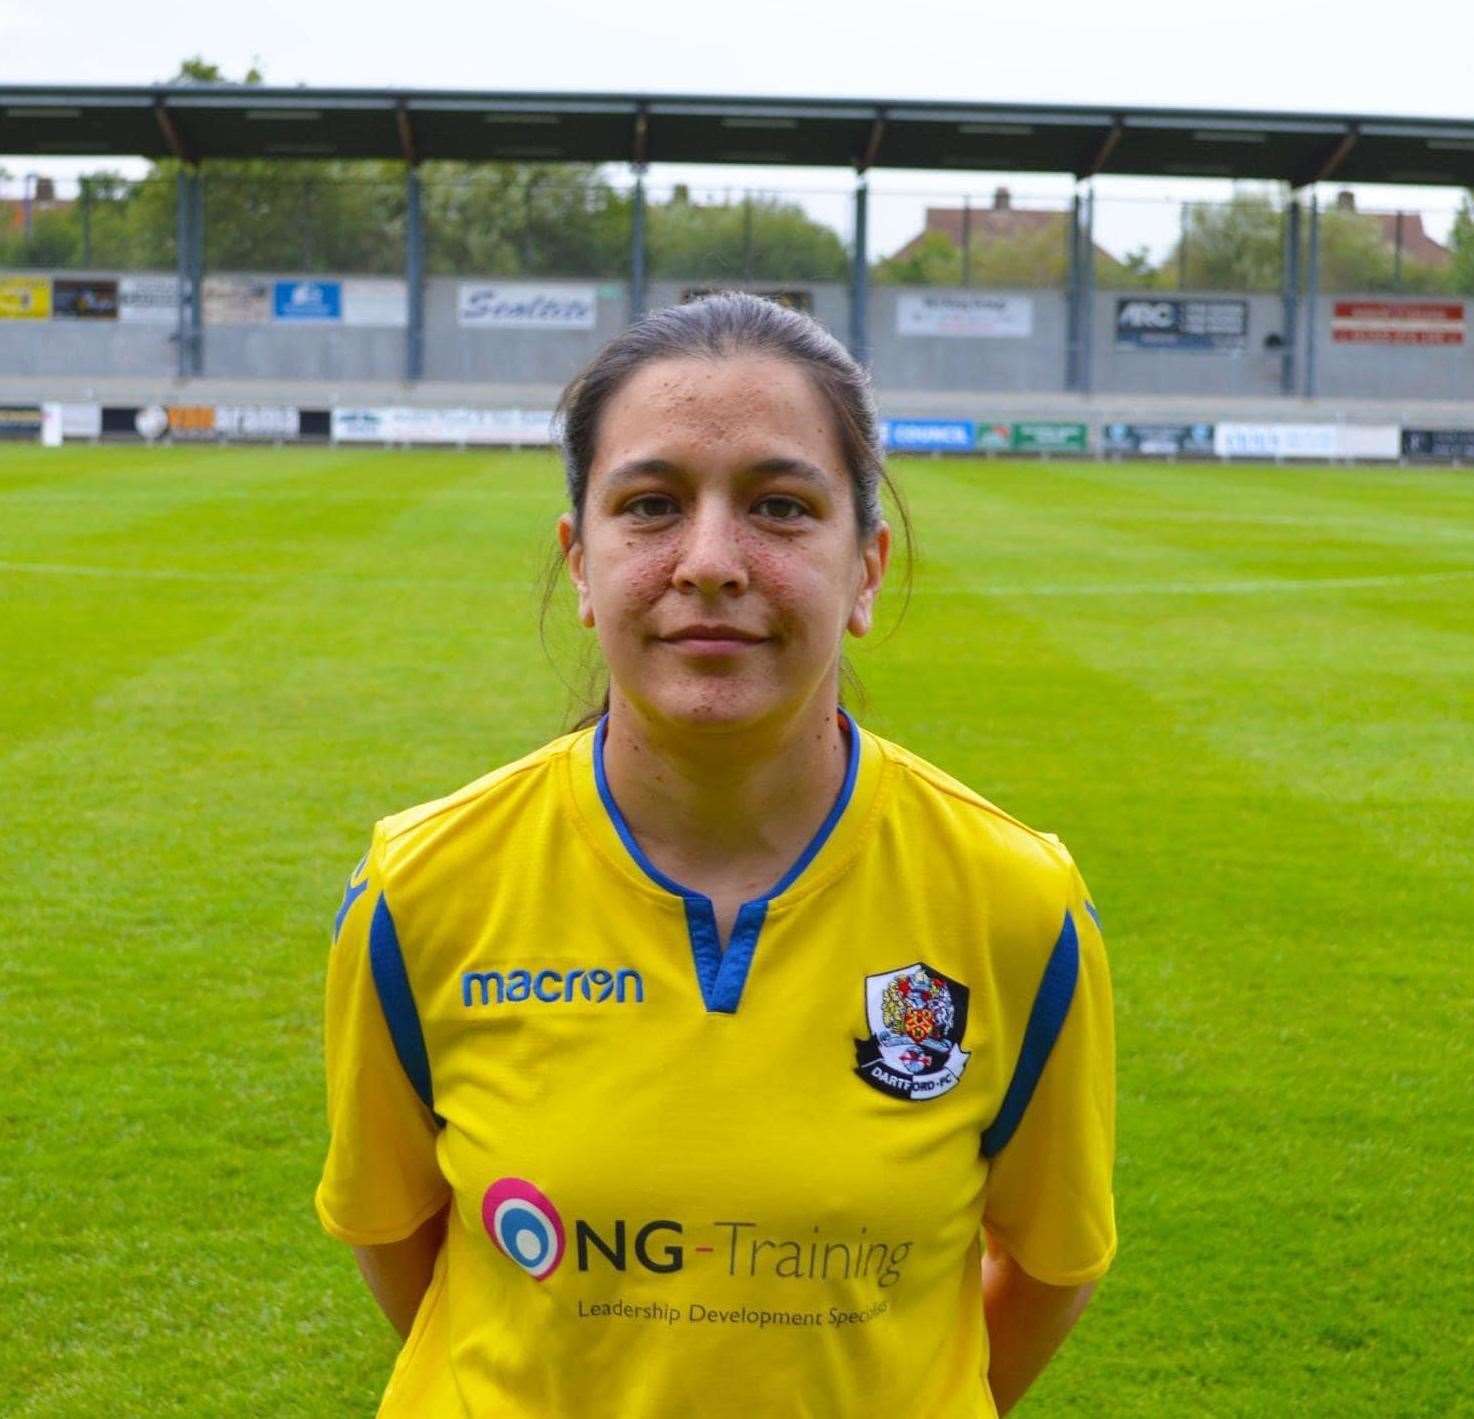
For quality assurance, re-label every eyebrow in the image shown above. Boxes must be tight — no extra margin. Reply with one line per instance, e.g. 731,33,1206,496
601,456,830,487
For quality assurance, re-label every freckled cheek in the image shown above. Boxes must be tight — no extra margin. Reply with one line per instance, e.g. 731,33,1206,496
587,545,677,623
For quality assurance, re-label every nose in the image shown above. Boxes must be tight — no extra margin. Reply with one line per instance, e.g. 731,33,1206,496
671,499,749,598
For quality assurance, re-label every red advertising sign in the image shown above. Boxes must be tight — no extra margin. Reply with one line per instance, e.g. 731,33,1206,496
1332,301,1465,345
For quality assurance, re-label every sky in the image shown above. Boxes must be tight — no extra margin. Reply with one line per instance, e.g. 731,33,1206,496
3,0,1472,259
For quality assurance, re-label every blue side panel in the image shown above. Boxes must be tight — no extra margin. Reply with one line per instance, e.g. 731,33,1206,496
332,854,369,943
981,911,1080,1159
1083,899,1102,932
368,892,440,1124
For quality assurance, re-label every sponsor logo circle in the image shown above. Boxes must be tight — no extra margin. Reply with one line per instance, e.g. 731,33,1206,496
482,1178,565,1281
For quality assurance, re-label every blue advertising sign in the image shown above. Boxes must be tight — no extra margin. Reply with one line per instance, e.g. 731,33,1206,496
273,279,343,322
881,419,974,453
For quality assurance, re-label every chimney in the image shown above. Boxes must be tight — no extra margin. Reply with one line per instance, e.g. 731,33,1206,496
993,186,1012,211
1335,190,1356,212
35,176,56,203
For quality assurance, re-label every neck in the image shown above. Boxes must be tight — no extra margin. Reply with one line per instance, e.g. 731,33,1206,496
601,688,850,893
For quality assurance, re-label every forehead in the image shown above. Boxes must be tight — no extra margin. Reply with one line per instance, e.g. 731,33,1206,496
592,354,845,476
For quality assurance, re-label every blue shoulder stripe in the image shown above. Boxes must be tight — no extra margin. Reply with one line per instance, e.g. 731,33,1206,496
981,910,1080,1159
367,892,440,1124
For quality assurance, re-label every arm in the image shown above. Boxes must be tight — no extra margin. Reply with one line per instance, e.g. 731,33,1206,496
983,1233,1098,1416
351,1204,449,1341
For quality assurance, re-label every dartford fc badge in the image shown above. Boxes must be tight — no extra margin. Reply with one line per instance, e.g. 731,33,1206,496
854,962,971,1101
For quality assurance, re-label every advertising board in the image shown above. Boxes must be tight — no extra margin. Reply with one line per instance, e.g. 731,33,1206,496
0,404,43,439
681,287,813,314
331,407,557,445
204,277,271,325
896,293,1033,339
119,275,182,324
1212,423,1400,460
1102,423,1215,457
881,419,974,453
53,278,119,319
59,403,103,438
0,276,51,320
213,406,301,440
342,279,409,328
1402,427,1474,460
1115,298,1247,351
1332,301,1464,346
458,283,597,330
273,279,343,322
974,421,1088,453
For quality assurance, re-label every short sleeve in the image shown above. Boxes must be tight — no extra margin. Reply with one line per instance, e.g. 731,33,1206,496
314,826,451,1245
982,859,1117,1286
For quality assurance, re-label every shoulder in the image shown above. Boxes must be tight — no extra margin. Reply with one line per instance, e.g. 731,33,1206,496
372,728,589,884
870,730,1077,890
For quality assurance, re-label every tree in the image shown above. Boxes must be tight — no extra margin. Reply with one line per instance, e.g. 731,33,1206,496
1171,191,1284,291
646,192,848,281
1449,197,1474,294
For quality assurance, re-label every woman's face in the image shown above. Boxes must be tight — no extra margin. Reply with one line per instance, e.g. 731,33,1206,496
559,354,889,736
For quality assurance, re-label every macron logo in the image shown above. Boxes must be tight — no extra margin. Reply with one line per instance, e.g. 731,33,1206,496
462,966,645,1007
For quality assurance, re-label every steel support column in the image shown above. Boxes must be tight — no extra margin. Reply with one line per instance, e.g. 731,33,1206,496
405,165,424,382
1280,198,1301,396
175,169,203,378
1303,194,1321,398
629,166,648,323
1078,188,1096,394
848,177,869,364
189,170,204,375
1064,189,1083,391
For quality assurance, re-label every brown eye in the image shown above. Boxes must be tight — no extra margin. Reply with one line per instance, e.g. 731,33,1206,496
754,496,808,521
626,494,679,519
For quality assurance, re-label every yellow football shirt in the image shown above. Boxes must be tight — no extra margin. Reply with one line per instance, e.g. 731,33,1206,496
316,712,1115,1417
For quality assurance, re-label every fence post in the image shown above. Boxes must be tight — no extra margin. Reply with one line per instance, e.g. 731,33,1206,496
630,165,648,323
962,195,972,288
80,177,92,268
405,164,424,382
1304,193,1321,398
848,176,869,365
1281,197,1301,396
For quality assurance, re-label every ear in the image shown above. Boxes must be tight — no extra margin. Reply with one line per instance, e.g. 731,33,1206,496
847,522,891,638
557,513,596,628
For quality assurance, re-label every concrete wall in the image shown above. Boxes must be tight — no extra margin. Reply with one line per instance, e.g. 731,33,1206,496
1091,291,1289,399
1308,292,1474,401
4,267,1474,406
869,287,1068,394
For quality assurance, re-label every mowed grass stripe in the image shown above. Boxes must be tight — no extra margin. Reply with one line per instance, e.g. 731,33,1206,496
2,451,1470,1415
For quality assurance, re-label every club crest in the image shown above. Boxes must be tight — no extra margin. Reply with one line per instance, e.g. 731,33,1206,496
854,962,971,1101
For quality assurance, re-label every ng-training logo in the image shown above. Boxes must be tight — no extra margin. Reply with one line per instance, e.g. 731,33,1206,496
483,1178,567,1281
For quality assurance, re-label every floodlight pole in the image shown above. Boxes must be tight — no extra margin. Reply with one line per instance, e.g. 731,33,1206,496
406,165,425,382
848,176,869,365
630,165,648,323
1080,187,1095,394
1281,195,1301,396
1304,193,1321,398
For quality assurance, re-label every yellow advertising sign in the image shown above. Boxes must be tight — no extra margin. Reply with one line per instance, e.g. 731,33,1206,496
0,276,52,320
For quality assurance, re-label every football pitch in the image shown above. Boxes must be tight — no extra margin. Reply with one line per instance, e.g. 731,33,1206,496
2,445,1471,1416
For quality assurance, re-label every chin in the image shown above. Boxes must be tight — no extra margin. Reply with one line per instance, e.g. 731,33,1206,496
639,680,786,734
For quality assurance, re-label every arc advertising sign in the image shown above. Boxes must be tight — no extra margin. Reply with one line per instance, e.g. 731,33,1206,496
1115,298,1247,352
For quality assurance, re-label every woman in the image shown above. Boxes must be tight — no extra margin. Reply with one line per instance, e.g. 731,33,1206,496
317,293,1115,1417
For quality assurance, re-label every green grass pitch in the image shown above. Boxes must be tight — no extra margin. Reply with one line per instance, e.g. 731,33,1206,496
1,445,1471,1415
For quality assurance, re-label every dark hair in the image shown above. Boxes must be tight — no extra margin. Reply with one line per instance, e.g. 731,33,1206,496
542,291,913,724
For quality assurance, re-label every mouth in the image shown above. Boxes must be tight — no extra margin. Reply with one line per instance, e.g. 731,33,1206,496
659,627,769,656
